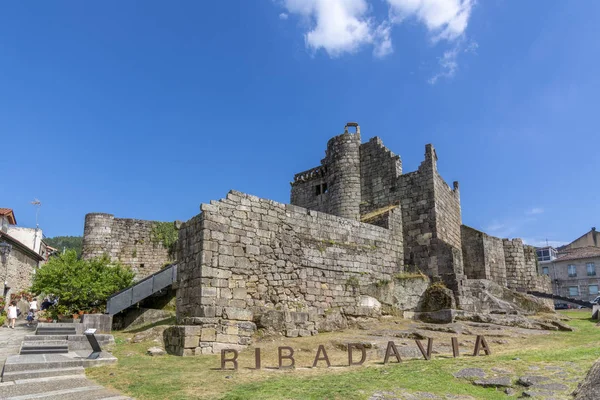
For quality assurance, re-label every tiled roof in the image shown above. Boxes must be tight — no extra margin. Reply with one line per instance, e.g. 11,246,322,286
556,246,600,262
0,208,16,224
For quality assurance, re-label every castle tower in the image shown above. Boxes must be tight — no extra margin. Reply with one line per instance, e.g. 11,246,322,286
81,213,115,260
324,122,362,220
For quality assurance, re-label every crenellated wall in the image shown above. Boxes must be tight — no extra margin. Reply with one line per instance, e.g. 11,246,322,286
359,137,402,215
82,213,173,279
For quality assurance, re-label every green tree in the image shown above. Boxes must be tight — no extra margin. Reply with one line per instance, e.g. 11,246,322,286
44,236,83,258
30,250,134,315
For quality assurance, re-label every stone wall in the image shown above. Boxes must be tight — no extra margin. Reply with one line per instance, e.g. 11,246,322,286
359,137,402,215
397,149,436,275
503,238,527,291
325,132,362,221
433,173,461,250
290,131,363,221
461,225,507,286
396,144,463,283
289,166,329,214
461,226,487,279
175,190,404,353
82,213,172,279
1,243,39,303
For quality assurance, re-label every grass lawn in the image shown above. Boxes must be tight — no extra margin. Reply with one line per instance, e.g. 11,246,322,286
86,310,600,399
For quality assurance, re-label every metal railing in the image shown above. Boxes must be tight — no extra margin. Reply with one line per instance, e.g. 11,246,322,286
106,264,177,315
527,290,594,308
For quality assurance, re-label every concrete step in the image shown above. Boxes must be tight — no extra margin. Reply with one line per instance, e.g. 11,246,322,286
3,352,118,373
24,335,69,341
1,367,85,382
3,386,132,400
0,376,100,398
20,345,69,355
36,329,77,336
10,374,90,384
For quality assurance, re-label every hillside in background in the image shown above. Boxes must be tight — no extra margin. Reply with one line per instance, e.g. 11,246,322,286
44,235,83,258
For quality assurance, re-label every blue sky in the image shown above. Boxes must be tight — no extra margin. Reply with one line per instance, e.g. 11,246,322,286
1,1,598,247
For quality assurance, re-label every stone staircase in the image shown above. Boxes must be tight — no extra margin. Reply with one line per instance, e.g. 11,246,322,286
0,323,131,399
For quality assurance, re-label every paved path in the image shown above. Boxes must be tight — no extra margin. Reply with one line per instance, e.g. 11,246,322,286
0,322,132,399
0,322,35,370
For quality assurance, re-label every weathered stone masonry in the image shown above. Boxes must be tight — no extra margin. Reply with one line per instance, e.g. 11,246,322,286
86,122,552,355
82,213,172,279
174,190,404,354
291,127,463,288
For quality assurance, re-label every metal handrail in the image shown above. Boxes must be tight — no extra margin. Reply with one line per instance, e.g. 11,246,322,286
106,264,177,315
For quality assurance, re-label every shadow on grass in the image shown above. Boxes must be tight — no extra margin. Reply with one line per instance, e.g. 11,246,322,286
122,316,177,333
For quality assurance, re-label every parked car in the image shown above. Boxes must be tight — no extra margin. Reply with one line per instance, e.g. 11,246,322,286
554,303,569,310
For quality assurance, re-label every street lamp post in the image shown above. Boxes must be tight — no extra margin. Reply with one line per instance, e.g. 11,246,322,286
0,242,12,298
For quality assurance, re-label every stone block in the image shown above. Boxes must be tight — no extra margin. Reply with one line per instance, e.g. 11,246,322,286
82,314,113,334
201,328,217,341
223,307,253,321
184,335,200,348
212,343,246,353
216,334,240,344
286,329,299,338
225,325,239,335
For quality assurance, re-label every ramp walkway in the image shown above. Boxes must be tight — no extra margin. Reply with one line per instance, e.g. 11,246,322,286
106,264,177,315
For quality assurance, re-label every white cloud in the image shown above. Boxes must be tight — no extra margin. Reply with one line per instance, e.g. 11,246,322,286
526,207,544,215
464,39,478,54
386,0,474,42
373,22,393,58
281,0,384,57
428,45,459,84
278,0,476,77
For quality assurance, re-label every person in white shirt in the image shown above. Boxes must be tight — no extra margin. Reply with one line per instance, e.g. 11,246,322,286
29,299,38,313
7,301,18,329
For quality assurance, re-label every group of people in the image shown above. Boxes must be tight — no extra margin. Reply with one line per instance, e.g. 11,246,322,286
6,298,38,329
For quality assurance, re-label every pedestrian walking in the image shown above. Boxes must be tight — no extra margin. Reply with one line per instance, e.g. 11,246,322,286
26,310,34,327
7,301,18,329
29,299,38,314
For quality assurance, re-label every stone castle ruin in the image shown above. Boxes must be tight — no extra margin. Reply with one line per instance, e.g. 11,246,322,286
82,122,552,356
82,213,174,278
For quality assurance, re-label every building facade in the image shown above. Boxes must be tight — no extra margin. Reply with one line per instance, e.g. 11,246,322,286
0,208,45,303
538,236,600,302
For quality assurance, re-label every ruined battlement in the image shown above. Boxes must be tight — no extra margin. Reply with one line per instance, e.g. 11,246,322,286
82,213,173,279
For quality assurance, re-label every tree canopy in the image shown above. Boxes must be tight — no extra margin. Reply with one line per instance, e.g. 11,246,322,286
44,236,83,258
30,250,134,315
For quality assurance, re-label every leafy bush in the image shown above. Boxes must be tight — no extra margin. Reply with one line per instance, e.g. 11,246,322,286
30,250,135,316
0,315,5,326
150,221,178,257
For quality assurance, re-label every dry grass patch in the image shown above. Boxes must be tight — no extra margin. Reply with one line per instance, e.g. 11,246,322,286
86,310,600,399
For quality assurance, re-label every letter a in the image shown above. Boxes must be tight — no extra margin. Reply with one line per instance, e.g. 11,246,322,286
383,341,402,364
473,335,492,356
220,349,238,370
312,345,331,368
